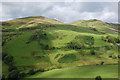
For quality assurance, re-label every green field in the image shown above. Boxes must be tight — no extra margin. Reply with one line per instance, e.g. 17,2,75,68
28,65,118,78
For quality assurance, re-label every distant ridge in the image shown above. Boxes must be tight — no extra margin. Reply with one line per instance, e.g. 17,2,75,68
1,16,119,33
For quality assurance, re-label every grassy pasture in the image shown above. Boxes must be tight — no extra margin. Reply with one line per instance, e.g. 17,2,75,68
27,64,118,78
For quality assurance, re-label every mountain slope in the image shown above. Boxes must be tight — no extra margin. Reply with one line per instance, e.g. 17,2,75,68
1,16,119,79
71,19,119,34
1,16,64,29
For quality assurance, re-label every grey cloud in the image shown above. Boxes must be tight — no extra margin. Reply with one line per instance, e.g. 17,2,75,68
1,2,118,23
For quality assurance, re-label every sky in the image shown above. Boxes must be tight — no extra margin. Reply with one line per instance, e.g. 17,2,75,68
0,2,118,23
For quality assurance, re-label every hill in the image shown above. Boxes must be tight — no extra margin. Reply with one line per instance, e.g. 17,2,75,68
1,16,64,29
71,19,119,34
1,16,120,79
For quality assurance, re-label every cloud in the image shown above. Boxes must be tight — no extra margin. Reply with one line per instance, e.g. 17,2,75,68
1,0,119,2
1,2,55,20
79,7,117,22
0,2,118,23
43,2,118,23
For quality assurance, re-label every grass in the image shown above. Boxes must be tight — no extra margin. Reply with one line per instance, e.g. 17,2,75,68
3,32,47,66
27,64,118,78
2,17,119,78
2,26,118,73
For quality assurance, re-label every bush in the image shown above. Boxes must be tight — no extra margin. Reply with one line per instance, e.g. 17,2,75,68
25,41,30,44
4,56,13,65
8,70,20,79
118,55,120,58
91,28,98,31
100,61,104,65
29,34,38,41
67,41,82,49
44,45,49,50
19,72,26,78
8,66,17,72
106,35,116,44
95,76,102,80
116,37,120,43
2,53,8,60
112,55,117,59
29,31,48,43
28,69,35,75
90,50,95,55
101,36,107,42
2,42,5,46
109,55,112,58
51,47,55,50
67,35,94,49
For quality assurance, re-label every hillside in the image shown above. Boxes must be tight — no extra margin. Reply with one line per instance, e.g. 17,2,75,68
71,19,119,34
1,16,120,79
1,16,64,29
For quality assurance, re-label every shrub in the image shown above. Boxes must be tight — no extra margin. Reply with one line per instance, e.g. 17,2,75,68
116,37,120,43
91,28,98,31
8,70,20,79
95,76,102,80
118,55,120,58
19,72,26,78
109,55,112,58
8,66,17,72
67,41,82,49
28,69,35,75
2,53,8,60
90,50,95,55
101,36,107,42
29,31,48,43
100,62,104,65
4,56,13,65
40,44,50,50
29,34,38,41
44,45,49,50
2,42,5,46
106,35,116,44
51,47,55,50
67,35,94,49
112,55,117,59
25,41,30,44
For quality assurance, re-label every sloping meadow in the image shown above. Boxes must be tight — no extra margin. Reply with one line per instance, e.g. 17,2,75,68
1,17,119,79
